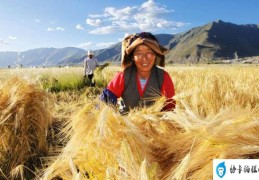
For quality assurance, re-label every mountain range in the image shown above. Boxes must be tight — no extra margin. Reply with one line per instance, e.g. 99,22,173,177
1,20,259,68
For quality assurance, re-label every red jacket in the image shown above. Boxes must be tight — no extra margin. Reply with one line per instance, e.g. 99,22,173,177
107,70,175,111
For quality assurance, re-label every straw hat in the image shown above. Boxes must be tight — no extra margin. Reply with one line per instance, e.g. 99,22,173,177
121,32,169,69
87,50,94,56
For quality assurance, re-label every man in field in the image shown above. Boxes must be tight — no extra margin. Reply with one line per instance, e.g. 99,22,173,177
83,50,99,87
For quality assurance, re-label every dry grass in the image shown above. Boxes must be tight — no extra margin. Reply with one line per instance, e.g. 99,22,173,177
40,102,259,179
168,65,259,117
0,77,54,179
41,102,162,179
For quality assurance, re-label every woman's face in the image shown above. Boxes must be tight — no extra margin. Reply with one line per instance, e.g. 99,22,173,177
133,44,156,73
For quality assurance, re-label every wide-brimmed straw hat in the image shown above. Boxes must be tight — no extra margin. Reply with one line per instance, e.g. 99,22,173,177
121,32,168,69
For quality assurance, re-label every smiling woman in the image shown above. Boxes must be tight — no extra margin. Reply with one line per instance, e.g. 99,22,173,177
100,32,176,113
133,45,156,75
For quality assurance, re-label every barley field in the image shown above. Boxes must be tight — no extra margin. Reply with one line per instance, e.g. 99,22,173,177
0,64,258,179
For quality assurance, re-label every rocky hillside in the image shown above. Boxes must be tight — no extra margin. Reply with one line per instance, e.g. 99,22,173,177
166,20,259,63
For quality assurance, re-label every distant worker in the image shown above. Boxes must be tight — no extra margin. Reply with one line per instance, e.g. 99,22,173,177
84,50,99,87
100,32,175,113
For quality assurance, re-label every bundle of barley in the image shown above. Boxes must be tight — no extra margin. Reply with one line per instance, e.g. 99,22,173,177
41,101,175,179
0,77,54,179
41,95,259,179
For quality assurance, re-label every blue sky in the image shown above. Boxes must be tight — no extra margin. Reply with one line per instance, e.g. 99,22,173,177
0,0,259,52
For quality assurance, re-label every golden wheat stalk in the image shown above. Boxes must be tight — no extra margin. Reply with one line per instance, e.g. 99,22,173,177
0,77,54,179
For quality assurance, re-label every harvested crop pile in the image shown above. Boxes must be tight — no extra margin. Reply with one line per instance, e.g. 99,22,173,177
41,99,259,179
0,77,54,179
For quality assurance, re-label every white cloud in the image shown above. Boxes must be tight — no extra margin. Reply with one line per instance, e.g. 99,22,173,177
139,0,173,14
86,19,102,26
85,0,186,34
112,20,138,30
76,41,117,50
76,24,84,30
133,0,178,31
56,27,65,31
89,14,108,18
47,27,65,31
89,26,119,34
175,22,188,28
104,6,135,21
8,36,17,40
47,28,55,31
96,42,116,48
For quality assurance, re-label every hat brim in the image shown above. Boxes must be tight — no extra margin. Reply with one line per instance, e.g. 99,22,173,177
125,38,168,56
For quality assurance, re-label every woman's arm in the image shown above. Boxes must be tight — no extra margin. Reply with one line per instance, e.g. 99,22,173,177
100,72,125,105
